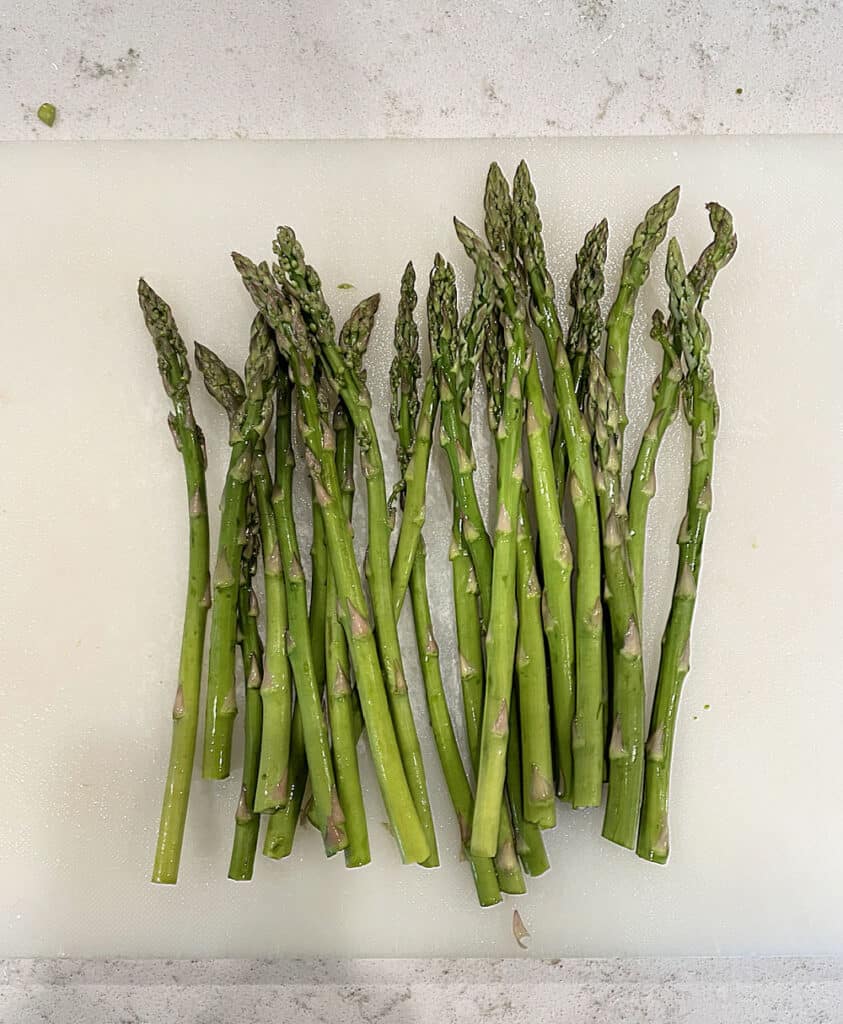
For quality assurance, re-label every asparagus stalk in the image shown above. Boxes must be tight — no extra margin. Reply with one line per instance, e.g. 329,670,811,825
514,499,555,828
309,499,329,694
604,186,680,465
585,352,646,848
390,270,500,906
197,315,276,780
455,218,529,859
638,224,734,864
443,411,527,889
139,280,210,885
251,438,294,813
269,356,347,856
485,163,576,802
409,542,501,905
506,697,550,877
227,492,263,880
262,705,307,860
325,399,370,867
233,253,429,865
272,229,438,868
628,205,737,617
450,516,484,773
512,160,605,808
448,459,527,893
431,253,496,630
389,264,437,620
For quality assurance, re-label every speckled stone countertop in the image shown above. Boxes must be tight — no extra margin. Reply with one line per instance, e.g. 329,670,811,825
4,0,842,139
2,958,843,1023
3,3,843,1020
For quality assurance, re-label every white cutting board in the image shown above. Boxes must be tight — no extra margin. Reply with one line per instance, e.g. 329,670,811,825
1,138,841,958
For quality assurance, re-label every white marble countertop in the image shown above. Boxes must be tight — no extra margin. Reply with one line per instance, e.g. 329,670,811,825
3,0,842,140
2,958,843,1023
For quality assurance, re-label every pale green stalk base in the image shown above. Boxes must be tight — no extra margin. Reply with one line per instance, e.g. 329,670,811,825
262,705,307,860
515,498,555,829
600,544,645,849
228,581,264,881
507,696,550,877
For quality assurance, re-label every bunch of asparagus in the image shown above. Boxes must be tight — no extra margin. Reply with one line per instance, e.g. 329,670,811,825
140,160,735,900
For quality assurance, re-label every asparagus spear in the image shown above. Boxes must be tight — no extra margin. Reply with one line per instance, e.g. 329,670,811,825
512,160,605,808
455,218,529,859
604,186,680,465
638,226,734,864
514,499,555,828
233,253,429,865
262,705,307,860
628,205,737,617
269,354,347,856
227,492,263,880
250,436,294,813
325,399,370,867
450,517,484,773
272,229,438,867
309,499,329,695
139,280,210,885
437,313,527,893
389,264,437,620
410,542,501,905
584,351,646,848
431,253,496,630
197,315,276,780
485,163,576,802
506,697,551,877
390,271,500,906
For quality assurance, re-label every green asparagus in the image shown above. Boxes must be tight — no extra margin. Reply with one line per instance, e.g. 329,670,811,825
227,492,263,880
325,399,371,867
485,163,576,802
628,205,737,617
455,217,529,858
233,252,430,865
638,221,734,863
139,280,210,885
270,354,347,856
272,229,438,867
604,187,680,465
197,315,276,780
585,351,646,848
513,160,605,809
390,266,500,905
